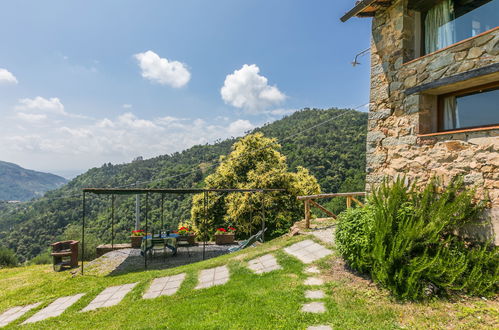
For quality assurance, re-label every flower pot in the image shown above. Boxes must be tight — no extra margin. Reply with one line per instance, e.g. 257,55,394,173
130,236,143,248
177,234,196,245
215,234,235,245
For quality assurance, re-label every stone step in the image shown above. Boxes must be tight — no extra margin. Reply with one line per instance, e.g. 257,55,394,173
23,294,84,324
247,254,282,274
0,302,41,327
195,266,229,289
284,239,332,264
81,283,138,312
304,277,324,286
305,289,325,299
143,273,186,299
301,301,326,314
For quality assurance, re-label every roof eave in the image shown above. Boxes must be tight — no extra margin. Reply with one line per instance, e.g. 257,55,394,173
340,0,391,22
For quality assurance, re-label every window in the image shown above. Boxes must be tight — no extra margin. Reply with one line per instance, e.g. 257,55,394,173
422,0,499,54
438,83,499,131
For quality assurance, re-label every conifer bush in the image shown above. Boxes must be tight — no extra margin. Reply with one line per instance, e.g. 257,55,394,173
336,177,498,300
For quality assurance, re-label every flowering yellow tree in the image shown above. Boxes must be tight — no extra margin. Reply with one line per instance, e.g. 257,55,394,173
191,133,320,239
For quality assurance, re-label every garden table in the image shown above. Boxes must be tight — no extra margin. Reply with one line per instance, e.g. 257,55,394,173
141,234,179,257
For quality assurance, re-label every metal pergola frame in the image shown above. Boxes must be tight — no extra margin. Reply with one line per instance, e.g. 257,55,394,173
80,187,285,274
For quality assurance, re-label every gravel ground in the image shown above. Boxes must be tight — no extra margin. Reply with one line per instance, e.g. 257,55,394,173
81,243,235,276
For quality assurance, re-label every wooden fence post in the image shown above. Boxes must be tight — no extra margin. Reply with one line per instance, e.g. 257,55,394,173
346,196,352,209
304,200,310,229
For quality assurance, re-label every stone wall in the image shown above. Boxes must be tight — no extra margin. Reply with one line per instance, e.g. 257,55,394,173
366,0,499,244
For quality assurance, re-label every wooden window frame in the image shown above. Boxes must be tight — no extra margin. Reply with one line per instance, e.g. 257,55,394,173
437,81,499,132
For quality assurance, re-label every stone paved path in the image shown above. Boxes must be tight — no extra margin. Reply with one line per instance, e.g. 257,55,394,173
143,273,186,299
23,294,84,324
247,254,281,274
301,301,326,313
305,266,321,274
305,290,325,299
304,277,324,286
284,239,332,264
310,228,335,244
195,266,230,289
82,283,137,312
307,326,332,330
0,302,41,327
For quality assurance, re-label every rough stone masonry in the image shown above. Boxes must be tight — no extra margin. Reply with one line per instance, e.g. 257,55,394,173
365,0,499,244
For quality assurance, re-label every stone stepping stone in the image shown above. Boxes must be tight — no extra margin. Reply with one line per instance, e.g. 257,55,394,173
0,302,41,327
247,254,282,274
81,283,137,312
301,301,326,313
23,294,84,324
307,326,332,330
195,266,229,289
303,276,324,285
304,277,324,286
305,266,321,274
305,289,325,299
284,239,332,264
143,273,186,299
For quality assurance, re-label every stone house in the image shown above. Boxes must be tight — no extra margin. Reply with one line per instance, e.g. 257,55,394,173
341,0,499,244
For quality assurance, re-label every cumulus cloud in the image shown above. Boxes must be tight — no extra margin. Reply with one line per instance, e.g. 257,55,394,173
0,68,18,84
134,50,190,88
228,119,254,136
16,112,47,122
15,97,67,115
0,107,256,173
221,64,286,114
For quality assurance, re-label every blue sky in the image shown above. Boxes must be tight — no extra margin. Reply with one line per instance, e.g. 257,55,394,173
0,0,371,177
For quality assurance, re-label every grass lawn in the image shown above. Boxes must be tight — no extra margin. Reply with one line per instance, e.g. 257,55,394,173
0,235,497,329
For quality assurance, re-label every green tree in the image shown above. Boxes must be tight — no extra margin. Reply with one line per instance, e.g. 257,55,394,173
190,133,320,238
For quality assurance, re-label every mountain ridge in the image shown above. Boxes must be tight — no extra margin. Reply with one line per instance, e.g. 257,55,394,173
0,160,67,201
0,108,367,261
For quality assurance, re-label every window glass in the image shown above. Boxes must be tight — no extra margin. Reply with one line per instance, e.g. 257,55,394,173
424,0,498,54
442,87,499,130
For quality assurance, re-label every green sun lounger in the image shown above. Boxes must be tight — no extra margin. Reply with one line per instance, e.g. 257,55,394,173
228,228,266,253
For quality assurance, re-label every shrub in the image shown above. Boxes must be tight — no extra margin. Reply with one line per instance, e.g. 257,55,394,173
0,246,18,268
335,206,374,273
336,177,498,300
29,250,52,265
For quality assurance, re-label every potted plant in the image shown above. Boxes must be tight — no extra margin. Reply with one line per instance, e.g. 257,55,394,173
175,226,196,245
215,226,236,245
130,229,146,248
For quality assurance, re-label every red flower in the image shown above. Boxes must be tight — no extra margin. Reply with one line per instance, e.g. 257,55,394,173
216,228,227,232
228,226,236,231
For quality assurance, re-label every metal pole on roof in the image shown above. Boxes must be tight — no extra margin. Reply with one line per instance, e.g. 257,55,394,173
261,192,265,242
135,194,140,231
161,194,164,230
203,191,207,261
81,191,86,275
111,195,115,249
145,192,149,270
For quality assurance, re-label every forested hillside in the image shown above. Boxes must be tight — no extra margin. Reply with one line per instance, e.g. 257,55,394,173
0,161,67,201
0,108,367,261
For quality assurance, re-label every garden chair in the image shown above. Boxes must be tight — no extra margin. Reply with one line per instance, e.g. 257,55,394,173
228,228,266,253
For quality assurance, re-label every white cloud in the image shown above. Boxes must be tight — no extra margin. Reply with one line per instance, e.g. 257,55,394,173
267,108,297,116
228,119,254,136
0,108,256,173
221,64,286,114
122,104,133,109
16,97,67,115
134,50,191,88
16,112,47,122
0,68,18,84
